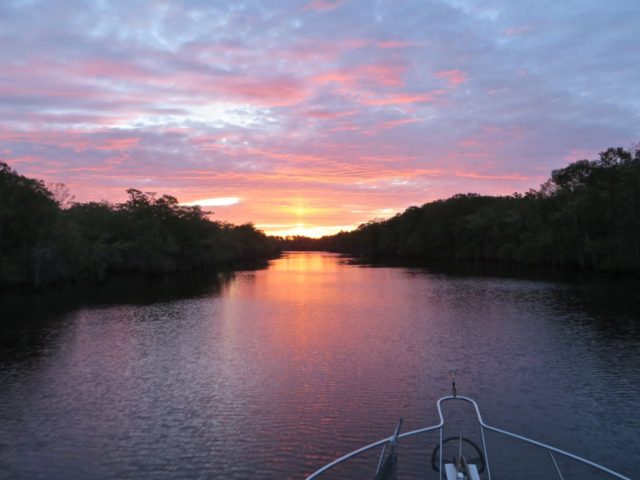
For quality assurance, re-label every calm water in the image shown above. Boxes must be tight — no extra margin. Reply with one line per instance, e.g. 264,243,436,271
0,252,638,479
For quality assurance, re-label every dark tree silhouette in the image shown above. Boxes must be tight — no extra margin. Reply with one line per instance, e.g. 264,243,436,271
0,163,280,288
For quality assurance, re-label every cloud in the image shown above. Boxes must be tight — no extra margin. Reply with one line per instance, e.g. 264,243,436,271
371,117,421,131
181,197,240,207
304,0,344,12
313,63,407,89
435,69,468,87
376,40,424,49
504,25,534,36
360,92,443,106
0,0,637,234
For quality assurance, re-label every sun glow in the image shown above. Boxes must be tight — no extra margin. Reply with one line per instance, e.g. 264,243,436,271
258,224,355,238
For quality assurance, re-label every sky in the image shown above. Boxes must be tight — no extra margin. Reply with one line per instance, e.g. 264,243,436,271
1,0,638,237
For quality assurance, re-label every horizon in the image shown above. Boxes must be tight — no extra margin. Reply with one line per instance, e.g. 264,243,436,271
1,1,638,237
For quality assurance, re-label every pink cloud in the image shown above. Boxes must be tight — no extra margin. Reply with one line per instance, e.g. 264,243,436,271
312,70,353,85
370,117,421,131
0,130,142,153
361,91,443,106
326,121,362,133
563,149,595,163
185,75,308,106
0,155,43,166
313,63,406,88
376,40,423,49
75,59,154,81
504,25,534,36
435,69,468,87
0,83,102,100
304,0,344,12
340,38,372,49
459,138,483,148
3,112,124,127
93,137,141,151
286,38,369,62
455,171,531,181
67,165,114,173
225,78,307,105
2,54,310,114
302,109,357,119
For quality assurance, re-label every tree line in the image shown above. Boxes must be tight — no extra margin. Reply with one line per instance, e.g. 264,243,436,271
0,162,280,288
278,146,640,273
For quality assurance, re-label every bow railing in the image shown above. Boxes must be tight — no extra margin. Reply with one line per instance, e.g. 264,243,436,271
305,395,631,480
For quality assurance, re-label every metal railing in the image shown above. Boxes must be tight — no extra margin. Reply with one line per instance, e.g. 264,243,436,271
305,395,631,480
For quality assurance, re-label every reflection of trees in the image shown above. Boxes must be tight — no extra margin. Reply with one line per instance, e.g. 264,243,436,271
283,146,640,273
548,278,640,343
0,269,239,363
0,163,280,288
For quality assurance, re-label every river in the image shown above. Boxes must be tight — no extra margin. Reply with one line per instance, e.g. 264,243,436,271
0,252,638,479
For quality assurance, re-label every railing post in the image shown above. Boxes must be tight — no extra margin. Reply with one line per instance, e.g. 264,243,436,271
439,427,443,480
479,425,492,480
375,443,388,474
548,450,566,480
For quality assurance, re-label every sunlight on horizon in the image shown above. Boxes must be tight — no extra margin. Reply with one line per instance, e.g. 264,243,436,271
258,224,356,238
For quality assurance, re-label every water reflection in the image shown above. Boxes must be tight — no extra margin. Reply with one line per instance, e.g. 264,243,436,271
0,270,241,365
0,252,637,479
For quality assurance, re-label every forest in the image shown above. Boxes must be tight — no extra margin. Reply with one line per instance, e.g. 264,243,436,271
3,145,639,289
279,146,640,273
0,162,280,288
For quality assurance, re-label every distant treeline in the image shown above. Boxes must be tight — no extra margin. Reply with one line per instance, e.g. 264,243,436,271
0,162,280,288
279,146,640,273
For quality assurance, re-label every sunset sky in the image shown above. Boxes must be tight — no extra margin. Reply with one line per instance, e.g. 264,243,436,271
1,1,638,237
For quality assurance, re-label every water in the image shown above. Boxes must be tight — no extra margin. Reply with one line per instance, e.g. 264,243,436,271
0,252,638,479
